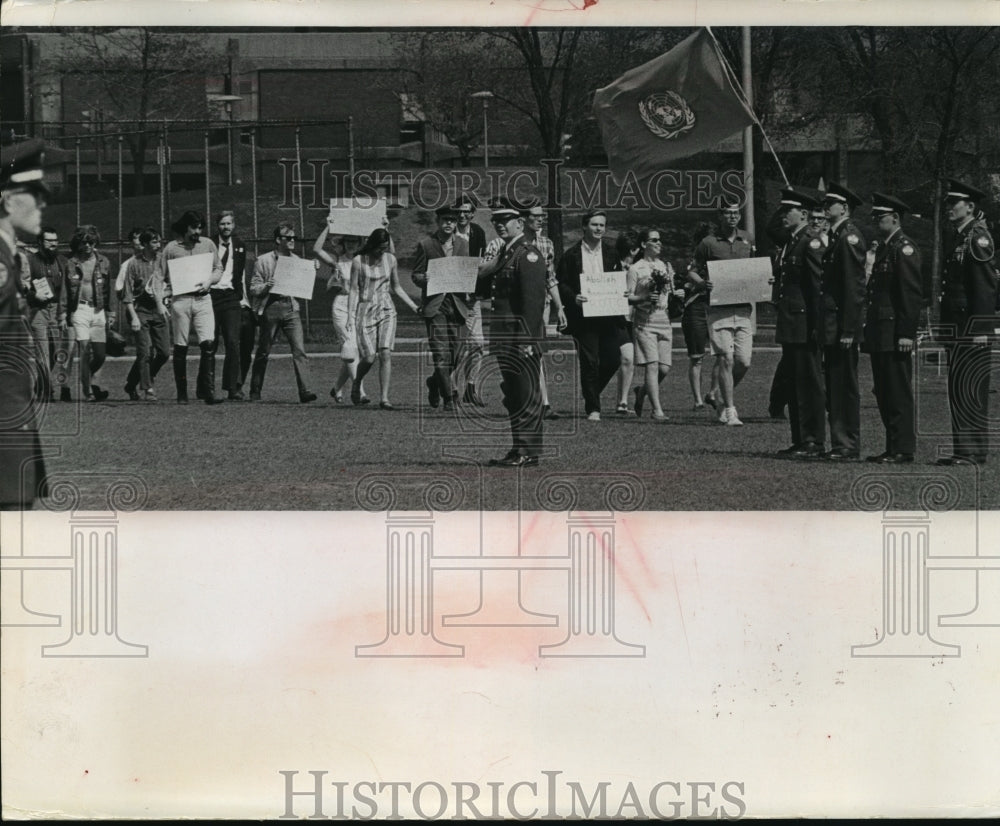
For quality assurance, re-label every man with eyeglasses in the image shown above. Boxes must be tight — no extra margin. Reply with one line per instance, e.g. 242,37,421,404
521,202,567,419
412,205,472,412
247,222,317,403
452,196,489,407
26,226,71,402
808,208,830,246
689,199,755,426
818,182,866,461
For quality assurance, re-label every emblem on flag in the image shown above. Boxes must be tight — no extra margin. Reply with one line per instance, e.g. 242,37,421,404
639,92,695,140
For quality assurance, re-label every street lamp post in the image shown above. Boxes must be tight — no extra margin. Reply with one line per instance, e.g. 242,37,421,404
207,93,243,186
470,91,494,172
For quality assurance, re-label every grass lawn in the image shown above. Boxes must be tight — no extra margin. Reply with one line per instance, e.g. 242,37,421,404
34,343,999,511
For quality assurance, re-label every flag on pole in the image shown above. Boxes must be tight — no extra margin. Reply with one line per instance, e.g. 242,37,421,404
593,28,754,185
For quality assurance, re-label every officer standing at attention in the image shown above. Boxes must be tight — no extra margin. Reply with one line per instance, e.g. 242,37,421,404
0,140,50,509
862,193,923,464
478,199,549,468
819,182,867,461
773,188,827,458
935,180,999,466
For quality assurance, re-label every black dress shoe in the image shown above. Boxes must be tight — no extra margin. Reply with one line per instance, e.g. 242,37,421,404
865,452,890,463
490,453,539,467
91,384,110,401
768,406,787,419
823,449,860,461
790,443,824,458
300,392,318,403
934,455,981,467
228,390,245,401
881,453,914,464
777,444,802,455
124,384,140,401
204,394,225,405
60,387,72,402
426,376,440,408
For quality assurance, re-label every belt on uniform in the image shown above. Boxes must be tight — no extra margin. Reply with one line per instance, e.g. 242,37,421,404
78,298,96,306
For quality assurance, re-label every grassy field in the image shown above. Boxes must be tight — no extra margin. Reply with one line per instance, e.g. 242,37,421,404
34,343,999,512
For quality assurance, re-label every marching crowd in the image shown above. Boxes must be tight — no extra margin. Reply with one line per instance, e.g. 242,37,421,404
2,137,999,505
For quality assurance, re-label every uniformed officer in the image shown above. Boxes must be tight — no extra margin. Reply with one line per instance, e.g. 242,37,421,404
772,188,827,458
478,199,548,467
0,139,50,509
862,193,923,464
935,179,999,466
820,182,867,460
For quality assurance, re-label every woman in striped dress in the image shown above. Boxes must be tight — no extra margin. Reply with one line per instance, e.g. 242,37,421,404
346,228,419,409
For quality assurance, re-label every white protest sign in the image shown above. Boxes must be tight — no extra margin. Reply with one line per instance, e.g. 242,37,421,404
426,256,480,296
708,257,774,306
271,256,316,300
328,197,387,238
167,253,213,296
581,270,628,317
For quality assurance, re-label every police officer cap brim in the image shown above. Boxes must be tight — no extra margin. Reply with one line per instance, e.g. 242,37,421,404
0,138,50,197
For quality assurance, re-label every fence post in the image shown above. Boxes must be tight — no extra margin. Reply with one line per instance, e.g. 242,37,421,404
250,126,259,257
74,138,81,227
204,130,211,225
117,135,123,262
295,125,309,338
162,120,171,229
348,115,355,197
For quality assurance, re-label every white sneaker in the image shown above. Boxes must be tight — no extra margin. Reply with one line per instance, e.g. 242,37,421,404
587,411,601,422
724,407,743,426
718,406,728,423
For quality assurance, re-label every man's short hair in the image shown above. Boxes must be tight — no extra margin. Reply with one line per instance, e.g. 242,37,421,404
138,226,160,246
582,209,607,226
216,209,235,223
38,226,58,242
129,225,144,240
273,221,296,240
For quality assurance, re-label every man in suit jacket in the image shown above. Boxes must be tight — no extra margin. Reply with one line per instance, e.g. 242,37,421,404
0,139,50,509
936,179,999,466
819,182,867,460
556,209,627,421
453,196,489,406
210,209,249,400
773,188,826,458
411,205,472,412
862,193,923,464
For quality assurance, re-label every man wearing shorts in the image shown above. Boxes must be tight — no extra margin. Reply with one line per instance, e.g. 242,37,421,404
62,226,113,401
161,210,223,404
692,200,755,426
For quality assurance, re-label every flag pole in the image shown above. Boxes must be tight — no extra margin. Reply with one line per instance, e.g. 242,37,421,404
741,26,755,240
707,27,789,189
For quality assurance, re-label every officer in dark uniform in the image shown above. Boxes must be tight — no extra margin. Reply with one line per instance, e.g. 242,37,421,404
862,193,923,464
0,140,50,509
772,188,827,458
820,182,867,460
935,180,999,466
478,199,548,467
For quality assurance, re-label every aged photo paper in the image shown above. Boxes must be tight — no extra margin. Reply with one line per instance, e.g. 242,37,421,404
2,0,998,819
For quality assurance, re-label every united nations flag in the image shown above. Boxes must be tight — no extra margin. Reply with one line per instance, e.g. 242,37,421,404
593,28,754,185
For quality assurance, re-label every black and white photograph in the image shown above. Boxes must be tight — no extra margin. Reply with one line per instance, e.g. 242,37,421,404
2,0,998,819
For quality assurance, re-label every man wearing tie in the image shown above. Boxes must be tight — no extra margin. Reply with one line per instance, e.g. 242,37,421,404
210,210,249,400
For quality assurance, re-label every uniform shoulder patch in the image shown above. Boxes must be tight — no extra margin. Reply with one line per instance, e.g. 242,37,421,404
0,261,7,289
846,234,860,246
901,244,915,256
526,252,539,263
971,231,995,262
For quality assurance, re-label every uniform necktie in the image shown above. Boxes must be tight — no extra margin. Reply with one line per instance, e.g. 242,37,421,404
221,242,230,270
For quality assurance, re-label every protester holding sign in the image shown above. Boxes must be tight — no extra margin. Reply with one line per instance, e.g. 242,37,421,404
161,210,223,405
557,210,628,422
247,222,317,403
346,228,418,410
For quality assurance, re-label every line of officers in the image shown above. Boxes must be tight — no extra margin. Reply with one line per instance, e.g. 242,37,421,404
770,180,998,466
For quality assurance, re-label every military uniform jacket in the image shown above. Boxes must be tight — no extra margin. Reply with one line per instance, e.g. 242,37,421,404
774,225,825,345
940,219,999,340
862,229,922,353
481,235,548,343
820,219,866,344
0,239,39,427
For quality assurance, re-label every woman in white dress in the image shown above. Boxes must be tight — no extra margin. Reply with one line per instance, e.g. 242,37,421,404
346,228,419,409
